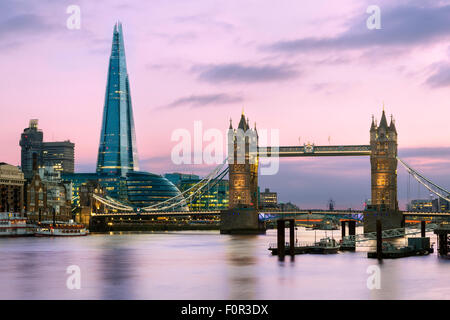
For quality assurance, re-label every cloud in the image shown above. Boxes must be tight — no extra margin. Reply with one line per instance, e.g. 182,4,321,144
267,3,450,53
164,93,244,109
192,63,300,83
0,14,56,40
425,63,450,88
173,14,235,32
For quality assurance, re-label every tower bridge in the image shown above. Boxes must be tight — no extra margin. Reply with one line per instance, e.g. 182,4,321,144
85,109,450,235
223,109,401,233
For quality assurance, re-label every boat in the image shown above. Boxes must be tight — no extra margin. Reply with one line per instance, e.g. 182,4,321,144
35,220,89,237
268,237,340,255
0,212,35,237
339,238,356,251
368,240,434,259
309,237,340,254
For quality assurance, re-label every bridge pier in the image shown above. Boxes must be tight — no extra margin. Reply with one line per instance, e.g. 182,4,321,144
220,208,266,234
276,218,295,259
376,219,383,260
363,209,403,233
277,220,285,260
421,221,426,238
341,221,346,238
348,220,356,237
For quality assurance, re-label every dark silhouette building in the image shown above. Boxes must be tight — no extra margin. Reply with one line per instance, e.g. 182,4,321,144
19,119,74,180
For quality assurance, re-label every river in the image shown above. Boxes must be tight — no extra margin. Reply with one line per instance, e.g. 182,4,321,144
0,227,448,299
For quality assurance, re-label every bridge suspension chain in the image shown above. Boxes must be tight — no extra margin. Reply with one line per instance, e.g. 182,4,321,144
142,167,229,212
140,158,228,211
89,158,229,212
397,157,450,202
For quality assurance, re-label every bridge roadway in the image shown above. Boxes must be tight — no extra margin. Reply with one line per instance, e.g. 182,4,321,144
256,145,372,157
91,210,450,218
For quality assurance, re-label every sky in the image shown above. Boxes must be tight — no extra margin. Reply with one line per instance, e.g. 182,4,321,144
1,0,450,209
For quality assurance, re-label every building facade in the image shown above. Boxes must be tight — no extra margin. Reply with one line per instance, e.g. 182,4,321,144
27,166,72,222
408,199,433,212
42,141,75,174
164,173,200,187
179,178,229,211
0,163,25,213
259,188,277,208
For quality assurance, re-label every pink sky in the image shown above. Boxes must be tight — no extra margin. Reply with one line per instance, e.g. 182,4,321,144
1,0,450,208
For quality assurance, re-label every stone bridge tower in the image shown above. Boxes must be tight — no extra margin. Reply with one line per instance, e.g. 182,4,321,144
366,109,402,232
221,112,264,234
227,112,259,209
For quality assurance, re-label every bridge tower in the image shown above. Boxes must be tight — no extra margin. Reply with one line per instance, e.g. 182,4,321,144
221,112,265,234
366,109,402,232
227,112,259,209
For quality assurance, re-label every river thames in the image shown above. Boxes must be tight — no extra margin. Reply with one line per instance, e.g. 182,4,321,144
0,227,449,300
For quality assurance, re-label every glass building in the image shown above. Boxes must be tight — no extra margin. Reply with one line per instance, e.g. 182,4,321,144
178,179,229,211
96,22,139,176
124,172,182,209
63,23,185,212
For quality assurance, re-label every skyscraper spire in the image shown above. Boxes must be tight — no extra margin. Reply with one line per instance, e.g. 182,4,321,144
96,22,139,176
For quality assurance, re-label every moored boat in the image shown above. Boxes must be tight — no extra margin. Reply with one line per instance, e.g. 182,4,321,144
0,212,35,237
35,220,88,237
309,237,340,254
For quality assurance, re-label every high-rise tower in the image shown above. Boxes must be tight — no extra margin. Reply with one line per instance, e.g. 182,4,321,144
96,22,139,176
19,119,43,180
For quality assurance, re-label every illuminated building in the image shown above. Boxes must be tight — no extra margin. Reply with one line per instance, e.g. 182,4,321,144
164,173,200,187
96,22,138,176
178,179,229,211
259,188,277,208
408,199,433,212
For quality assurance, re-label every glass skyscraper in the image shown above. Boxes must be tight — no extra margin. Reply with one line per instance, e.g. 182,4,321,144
96,22,139,176
63,22,185,212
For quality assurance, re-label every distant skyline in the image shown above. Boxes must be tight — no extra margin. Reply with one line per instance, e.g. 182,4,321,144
1,0,450,209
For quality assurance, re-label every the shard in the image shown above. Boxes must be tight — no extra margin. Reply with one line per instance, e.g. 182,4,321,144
96,22,139,176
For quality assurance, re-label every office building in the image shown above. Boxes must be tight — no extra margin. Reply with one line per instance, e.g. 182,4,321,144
259,188,278,208
42,141,75,174
164,173,200,188
178,178,229,211
19,119,74,179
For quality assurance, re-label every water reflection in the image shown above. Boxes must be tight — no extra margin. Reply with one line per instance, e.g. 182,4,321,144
224,235,258,299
